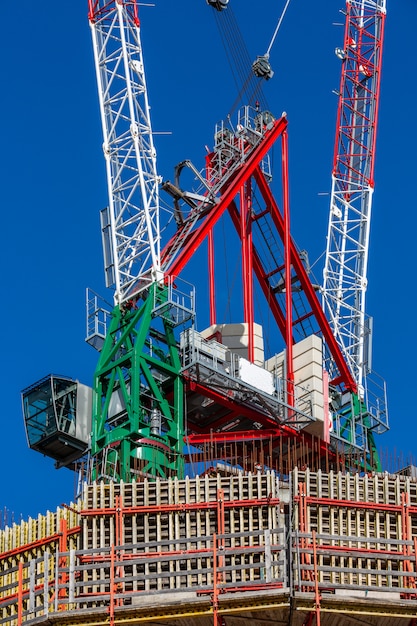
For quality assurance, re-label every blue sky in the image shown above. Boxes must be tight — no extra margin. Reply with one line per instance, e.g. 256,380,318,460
1,0,416,523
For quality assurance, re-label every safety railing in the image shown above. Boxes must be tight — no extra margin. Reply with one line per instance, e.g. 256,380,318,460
180,328,315,429
0,528,286,624
6,471,417,625
292,530,417,599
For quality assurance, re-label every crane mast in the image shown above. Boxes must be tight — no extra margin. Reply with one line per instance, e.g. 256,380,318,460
88,0,162,306
322,0,386,391
85,0,191,482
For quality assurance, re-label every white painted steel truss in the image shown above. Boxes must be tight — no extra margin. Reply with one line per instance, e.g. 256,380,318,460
322,0,386,389
89,1,161,305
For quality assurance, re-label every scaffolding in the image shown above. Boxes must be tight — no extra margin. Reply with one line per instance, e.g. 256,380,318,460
2,471,417,625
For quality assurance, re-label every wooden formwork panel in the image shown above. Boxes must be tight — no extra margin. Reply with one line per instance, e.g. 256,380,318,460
80,472,282,549
291,469,417,594
0,506,79,554
82,472,280,509
292,468,417,504
0,506,80,624
78,472,284,597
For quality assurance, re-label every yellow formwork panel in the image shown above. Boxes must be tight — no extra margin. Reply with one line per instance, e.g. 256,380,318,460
0,505,80,554
0,503,81,623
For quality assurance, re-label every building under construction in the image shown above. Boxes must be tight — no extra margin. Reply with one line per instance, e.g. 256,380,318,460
4,469,417,625
3,1,416,625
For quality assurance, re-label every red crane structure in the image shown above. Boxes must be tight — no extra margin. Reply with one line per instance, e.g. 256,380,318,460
159,0,388,472
161,108,356,461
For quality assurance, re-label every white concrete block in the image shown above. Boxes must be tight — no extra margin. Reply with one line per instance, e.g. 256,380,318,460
201,322,265,366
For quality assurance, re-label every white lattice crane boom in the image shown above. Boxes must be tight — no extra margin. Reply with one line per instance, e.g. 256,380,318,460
88,0,162,306
322,0,386,391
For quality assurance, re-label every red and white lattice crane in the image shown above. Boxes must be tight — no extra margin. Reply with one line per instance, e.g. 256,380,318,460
322,0,386,394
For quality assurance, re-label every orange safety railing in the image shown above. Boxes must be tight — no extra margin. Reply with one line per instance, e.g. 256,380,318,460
0,528,286,624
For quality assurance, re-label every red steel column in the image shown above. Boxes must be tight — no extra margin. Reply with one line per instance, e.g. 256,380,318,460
240,181,254,362
208,228,216,326
282,130,294,400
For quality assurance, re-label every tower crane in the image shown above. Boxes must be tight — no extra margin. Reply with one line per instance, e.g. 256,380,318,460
20,0,194,482
322,0,388,460
86,0,198,482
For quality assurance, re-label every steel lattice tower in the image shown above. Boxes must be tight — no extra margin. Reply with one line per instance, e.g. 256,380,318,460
89,0,162,306
322,0,386,391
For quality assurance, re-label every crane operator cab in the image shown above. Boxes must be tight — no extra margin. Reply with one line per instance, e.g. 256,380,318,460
207,0,229,11
22,375,92,468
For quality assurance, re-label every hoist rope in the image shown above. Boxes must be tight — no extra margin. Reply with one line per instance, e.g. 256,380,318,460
265,0,292,57
211,0,293,114
213,5,269,115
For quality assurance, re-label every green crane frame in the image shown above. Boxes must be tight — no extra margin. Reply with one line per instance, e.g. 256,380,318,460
90,284,185,482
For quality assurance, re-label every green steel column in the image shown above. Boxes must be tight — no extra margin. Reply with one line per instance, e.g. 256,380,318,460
91,284,185,482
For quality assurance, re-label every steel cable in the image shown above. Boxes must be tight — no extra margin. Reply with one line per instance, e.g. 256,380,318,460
212,5,269,116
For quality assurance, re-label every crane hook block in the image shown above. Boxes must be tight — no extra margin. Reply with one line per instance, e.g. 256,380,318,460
207,0,229,11
252,55,274,80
